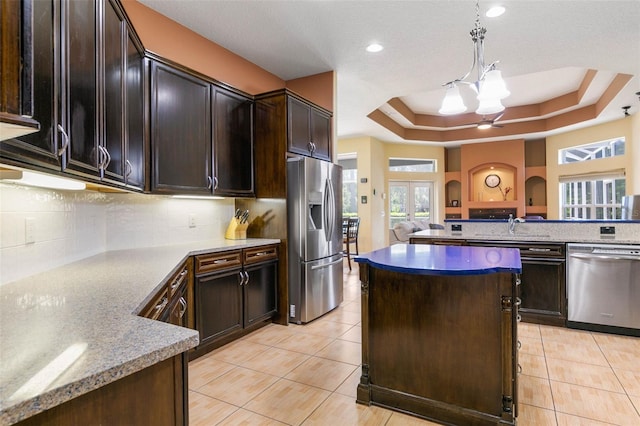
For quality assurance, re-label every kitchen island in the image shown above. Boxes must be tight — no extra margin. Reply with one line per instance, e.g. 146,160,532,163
0,238,279,426
355,244,521,426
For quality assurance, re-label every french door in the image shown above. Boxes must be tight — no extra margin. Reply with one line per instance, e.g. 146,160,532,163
389,181,433,227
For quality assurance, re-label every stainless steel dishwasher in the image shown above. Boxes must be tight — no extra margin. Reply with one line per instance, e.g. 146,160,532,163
567,243,640,336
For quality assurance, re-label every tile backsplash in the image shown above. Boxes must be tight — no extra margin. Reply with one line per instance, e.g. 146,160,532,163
0,183,234,284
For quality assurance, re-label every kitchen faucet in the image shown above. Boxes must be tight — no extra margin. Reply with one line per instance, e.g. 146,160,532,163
508,214,515,235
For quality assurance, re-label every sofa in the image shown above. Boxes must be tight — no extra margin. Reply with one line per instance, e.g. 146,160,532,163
389,219,444,244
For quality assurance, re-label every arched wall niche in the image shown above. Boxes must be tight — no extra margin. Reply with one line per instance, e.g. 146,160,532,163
469,162,518,202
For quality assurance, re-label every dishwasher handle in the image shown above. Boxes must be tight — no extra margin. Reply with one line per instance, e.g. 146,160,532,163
569,252,640,262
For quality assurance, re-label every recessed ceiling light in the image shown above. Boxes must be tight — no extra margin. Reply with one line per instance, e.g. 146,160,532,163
486,6,505,18
366,43,384,53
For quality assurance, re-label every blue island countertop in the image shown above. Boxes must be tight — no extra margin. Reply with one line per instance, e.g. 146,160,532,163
355,244,522,275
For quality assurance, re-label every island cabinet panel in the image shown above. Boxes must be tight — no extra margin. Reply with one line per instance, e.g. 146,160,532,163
15,354,188,426
357,265,518,426
150,61,212,195
192,245,279,359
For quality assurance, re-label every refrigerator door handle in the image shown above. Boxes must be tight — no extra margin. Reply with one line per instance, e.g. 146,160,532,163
311,257,344,270
324,178,333,243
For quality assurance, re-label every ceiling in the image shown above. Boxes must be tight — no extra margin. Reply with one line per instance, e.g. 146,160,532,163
137,0,640,147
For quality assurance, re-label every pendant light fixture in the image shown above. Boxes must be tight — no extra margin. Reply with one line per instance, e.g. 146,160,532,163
438,0,509,115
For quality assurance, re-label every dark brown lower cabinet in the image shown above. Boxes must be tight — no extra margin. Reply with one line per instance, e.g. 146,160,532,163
192,245,278,358
357,264,518,426
15,354,188,426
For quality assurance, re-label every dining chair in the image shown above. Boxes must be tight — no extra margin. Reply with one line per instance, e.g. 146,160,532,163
343,217,360,270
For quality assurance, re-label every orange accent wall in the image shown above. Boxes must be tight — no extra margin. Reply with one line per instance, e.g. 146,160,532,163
120,1,334,111
286,71,335,112
460,139,526,218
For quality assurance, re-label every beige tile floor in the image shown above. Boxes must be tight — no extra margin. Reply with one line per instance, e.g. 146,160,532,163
189,261,640,425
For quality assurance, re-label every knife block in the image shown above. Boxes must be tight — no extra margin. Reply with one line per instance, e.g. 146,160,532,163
225,218,248,240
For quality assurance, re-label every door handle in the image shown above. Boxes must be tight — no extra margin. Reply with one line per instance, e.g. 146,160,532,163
311,257,344,270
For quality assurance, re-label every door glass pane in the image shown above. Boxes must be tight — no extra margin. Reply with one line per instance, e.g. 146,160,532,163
389,183,408,227
413,185,430,222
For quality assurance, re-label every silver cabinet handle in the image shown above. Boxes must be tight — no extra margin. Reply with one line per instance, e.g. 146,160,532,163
125,160,133,178
155,297,168,312
244,271,249,286
171,269,188,290
57,124,70,157
213,259,229,264
103,147,111,170
213,176,219,190
207,176,213,189
238,271,245,286
97,146,106,169
178,297,187,318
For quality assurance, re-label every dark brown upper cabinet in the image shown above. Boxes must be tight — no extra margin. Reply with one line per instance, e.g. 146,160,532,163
150,61,212,195
254,89,333,198
0,0,146,190
0,0,40,141
150,59,255,197
288,95,332,161
212,87,254,197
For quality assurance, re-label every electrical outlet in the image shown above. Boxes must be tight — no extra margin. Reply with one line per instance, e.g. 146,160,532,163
25,217,35,244
188,214,196,228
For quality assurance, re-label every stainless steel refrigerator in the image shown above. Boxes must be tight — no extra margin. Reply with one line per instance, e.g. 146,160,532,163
287,156,343,324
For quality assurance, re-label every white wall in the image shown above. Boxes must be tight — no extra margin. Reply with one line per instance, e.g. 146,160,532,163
0,183,234,284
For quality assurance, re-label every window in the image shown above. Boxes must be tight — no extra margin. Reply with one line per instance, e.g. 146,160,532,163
560,174,625,220
339,156,358,218
388,158,436,172
558,138,625,164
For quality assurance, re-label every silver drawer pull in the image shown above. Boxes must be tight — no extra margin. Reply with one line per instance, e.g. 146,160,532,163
178,297,187,318
155,297,168,312
528,248,552,252
171,269,188,289
213,259,229,264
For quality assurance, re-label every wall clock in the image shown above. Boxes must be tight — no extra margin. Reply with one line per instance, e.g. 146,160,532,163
484,174,501,188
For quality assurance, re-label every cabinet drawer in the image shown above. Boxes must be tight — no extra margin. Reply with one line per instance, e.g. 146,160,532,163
196,251,242,274
168,260,191,298
244,245,278,265
142,287,170,320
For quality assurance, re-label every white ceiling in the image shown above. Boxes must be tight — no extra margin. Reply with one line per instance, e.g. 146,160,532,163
137,0,640,146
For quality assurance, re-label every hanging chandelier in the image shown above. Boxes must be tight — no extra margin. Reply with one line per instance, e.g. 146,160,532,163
438,0,510,116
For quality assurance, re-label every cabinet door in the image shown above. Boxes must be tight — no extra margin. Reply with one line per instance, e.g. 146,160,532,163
1,0,60,170
151,62,212,195
310,107,331,160
212,88,254,196
196,269,242,347
123,37,145,190
243,260,278,327
102,0,125,182
62,0,99,176
519,259,566,325
287,96,312,156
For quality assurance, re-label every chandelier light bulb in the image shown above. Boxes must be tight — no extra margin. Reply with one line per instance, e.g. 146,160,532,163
477,69,510,100
439,85,467,115
476,97,505,115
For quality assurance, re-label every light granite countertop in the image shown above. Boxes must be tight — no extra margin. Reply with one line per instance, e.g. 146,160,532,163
410,220,640,245
0,237,279,426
